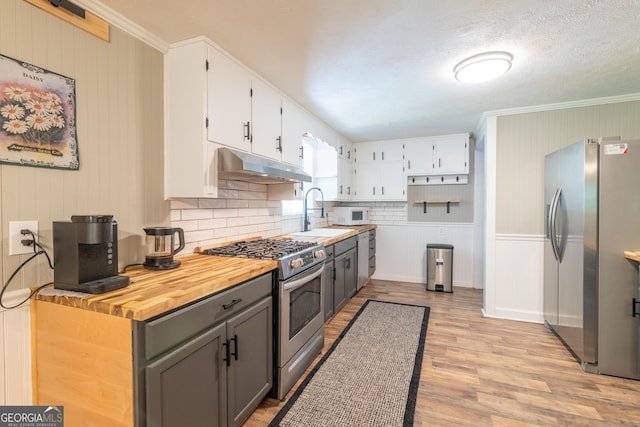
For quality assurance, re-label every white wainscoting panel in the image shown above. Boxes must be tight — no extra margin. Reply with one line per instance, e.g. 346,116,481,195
0,289,32,405
373,223,475,288
490,234,544,323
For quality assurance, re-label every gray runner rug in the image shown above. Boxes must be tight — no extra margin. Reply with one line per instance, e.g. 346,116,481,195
270,300,430,427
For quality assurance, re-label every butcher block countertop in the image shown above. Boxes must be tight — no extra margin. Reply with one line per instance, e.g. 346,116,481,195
624,251,640,262
320,224,376,245
33,224,375,322
34,254,278,321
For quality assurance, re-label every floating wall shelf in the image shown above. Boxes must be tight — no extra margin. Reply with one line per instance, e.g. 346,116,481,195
415,199,461,214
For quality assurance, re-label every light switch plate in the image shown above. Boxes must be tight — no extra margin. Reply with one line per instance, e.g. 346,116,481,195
9,221,38,255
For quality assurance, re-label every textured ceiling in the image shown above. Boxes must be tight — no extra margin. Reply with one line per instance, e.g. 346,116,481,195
85,0,640,142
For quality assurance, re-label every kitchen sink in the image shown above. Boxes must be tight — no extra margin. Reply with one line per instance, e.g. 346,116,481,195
292,228,354,238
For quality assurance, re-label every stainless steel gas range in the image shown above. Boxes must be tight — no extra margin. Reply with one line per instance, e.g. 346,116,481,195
202,238,326,400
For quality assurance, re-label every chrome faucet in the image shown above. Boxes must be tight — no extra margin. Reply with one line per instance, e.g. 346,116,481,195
303,187,325,231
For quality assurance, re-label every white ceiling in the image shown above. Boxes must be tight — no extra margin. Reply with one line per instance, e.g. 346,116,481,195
86,0,640,142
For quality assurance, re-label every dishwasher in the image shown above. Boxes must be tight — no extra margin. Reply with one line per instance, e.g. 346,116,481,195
357,232,369,290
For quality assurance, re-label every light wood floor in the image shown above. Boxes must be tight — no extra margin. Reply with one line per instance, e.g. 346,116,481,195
244,279,640,426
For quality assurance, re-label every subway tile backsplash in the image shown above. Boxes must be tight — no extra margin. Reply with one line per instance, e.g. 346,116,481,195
171,180,408,254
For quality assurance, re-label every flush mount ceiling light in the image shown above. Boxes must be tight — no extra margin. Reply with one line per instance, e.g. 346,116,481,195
453,51,513,83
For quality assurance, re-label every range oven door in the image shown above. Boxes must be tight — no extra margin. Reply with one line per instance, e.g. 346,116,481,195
278,262,324,366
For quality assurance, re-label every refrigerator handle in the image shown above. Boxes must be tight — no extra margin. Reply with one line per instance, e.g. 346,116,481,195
549,187,561,262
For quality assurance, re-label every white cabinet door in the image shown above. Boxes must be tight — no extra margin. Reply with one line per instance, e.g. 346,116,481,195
280,98,305,167
354,143,378,200
354,141,405,201
433,135,469,175
337,155,353,200
207,47,252,152
251,78,282,161
404,139,434,175
165,39,220,199
378,142,405,200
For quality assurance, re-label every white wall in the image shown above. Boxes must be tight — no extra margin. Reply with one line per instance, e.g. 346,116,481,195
374,223,476,288
483,95,640,323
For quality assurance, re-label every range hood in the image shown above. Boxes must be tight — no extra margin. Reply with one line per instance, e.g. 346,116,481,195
217,147,311,184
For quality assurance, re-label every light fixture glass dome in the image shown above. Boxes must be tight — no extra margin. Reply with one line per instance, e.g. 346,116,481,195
454,51,513,83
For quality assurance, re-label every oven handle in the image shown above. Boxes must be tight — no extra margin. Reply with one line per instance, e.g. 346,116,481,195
282,263,324,292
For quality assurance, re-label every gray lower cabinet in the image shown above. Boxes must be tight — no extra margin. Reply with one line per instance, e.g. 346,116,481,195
333,237,357,314
135,273,274,427
146,323,227,427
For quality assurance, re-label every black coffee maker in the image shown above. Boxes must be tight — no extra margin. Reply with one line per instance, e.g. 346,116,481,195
53,215,130,294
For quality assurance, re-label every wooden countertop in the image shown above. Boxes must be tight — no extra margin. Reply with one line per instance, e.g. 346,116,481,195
624,251,640,262
34,254,278,321
33,225,375,321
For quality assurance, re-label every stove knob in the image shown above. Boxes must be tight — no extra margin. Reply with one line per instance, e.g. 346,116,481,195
289,258,304,269
314,249,325,259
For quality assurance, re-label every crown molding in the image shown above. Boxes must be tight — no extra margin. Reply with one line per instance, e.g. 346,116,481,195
72,0,170,53
483,92,640,118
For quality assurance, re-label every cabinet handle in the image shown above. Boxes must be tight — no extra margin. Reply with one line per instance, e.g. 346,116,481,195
408,160,411,169
373,152,375,161
332,267,336,281
347,150,351,160
373,186,375,195
633,298,640,317
347,186,351,195
339,184,343,194
339,146,343,156
382,186,384,195
276,136,282,152
345,258,351,269
222,298,242,310
223,340,230,366
243,122,251,141
299,146,304,159
230,334,239,360
382,152,385,161
439,158,441,168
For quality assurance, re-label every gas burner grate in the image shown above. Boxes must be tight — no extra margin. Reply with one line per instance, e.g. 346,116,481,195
202,239,318,260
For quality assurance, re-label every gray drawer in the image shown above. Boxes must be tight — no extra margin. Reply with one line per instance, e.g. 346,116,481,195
369,238,376,253
334,236,356,256
144,273,272,360
368,255,376,276
368,229,376,239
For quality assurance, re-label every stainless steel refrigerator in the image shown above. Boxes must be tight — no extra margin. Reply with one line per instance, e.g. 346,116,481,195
544,137,640,380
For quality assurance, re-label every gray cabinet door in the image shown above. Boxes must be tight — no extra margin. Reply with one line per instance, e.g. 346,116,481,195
226,296,273,427
344,248,357,299
334,253,348,313
146,323,227,427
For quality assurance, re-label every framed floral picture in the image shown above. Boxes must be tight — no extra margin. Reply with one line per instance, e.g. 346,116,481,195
0,53,79,170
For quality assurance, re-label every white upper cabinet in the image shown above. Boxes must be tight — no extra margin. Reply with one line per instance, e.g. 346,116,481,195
405,133,469,176
280,98,306,166
251,77,283,161
165,39,219,199
207,46,252,152
166,37,322,198
354,141,405,201
432,134,469,175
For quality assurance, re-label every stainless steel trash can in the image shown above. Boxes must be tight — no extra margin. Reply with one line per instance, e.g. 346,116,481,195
426,244,453,292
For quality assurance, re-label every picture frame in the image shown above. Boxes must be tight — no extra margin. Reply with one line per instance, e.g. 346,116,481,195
0,52,79,170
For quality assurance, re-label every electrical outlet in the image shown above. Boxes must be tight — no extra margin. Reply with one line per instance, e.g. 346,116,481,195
9,220,38,256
